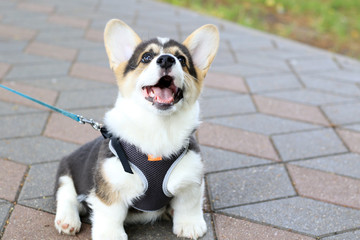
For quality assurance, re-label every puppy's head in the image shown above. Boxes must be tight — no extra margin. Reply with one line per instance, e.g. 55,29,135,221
104,19,219,115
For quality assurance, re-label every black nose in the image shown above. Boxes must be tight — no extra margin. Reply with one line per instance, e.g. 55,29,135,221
156,55,176,69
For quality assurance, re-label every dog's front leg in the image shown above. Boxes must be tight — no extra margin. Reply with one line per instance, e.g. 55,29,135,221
171,181,207,240
88,194,128,240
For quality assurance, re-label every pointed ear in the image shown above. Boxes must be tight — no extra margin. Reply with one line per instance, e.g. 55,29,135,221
104,19,142,70
183,24,219,74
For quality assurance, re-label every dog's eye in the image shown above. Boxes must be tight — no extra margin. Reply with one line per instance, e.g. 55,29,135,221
177,56,186,67
141,52,153,63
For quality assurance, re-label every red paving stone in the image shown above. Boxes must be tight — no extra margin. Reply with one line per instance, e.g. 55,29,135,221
2,205,91,240
288,164,360,209
44,113,101,145
25,42,77,61
0,63,11,79
0,82,58,110
85,29,103,42
214,214,314,240
0,24,36,40
205,72,248,93
17,2,54,13
253,95,330,126
198,122,280,161
0,159,27,202
48,15,89,29
337,129,360,154
70,62,116,84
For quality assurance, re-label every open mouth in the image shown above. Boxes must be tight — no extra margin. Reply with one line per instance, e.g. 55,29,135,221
142,75,183,110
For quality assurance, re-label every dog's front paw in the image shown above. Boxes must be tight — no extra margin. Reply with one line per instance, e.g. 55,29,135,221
173,217,207,239
54,211,81,235
92,228,128,240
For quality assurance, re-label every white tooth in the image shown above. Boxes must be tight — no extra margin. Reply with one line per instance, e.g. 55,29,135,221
149,90,155,98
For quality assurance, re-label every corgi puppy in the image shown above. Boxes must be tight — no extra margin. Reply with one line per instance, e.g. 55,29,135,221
54,19,219,240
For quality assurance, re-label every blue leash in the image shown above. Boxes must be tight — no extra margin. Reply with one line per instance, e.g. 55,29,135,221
0,84,102,130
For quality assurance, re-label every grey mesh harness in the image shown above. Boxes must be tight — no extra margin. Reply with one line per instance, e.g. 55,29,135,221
108,137,189,212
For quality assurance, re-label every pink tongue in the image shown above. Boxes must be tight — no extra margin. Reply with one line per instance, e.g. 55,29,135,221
152,87,174,103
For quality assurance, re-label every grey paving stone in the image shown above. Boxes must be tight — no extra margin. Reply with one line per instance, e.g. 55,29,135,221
301,76,360,97
5,62,71,79
90,16,132,30
212,48,235,66
246,73,302,93
133,26,179,42
49,39,104,50
72,107,108,125
337,57,360,72
322,102,360,125
200,145,271,173
343,123,360,132
212,63,288,78
309,70,360,84
14,76,114,91
0,101,41,116
19,162,59,201
0,40,27,52
243,48,318,61
274,38,322,52
19,196,56,215
201,87,239,99
289,57,339,74
0,136,79,164
125,213,214,240
0,1,15,9
323,230,360,240
200,94,256,118
0,52,60,65
230,37,274,51
2,10,48,26
77,48,109,63
263,89,355,106
56,88,118,109
207,164,295,209
272,128,347,161
293,153,360,179
0,113,48,139
0,201,11,230
4,20,52,32
236,53,290,71
36,27,85,41
222,197,360,236
207,113,321,135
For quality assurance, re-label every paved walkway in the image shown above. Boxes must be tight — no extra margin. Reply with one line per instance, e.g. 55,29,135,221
0,0,360,239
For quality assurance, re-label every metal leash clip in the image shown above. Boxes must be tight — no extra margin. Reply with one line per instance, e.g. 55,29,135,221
78,116,102,131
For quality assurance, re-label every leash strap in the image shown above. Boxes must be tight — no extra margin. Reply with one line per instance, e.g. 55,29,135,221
0,84,102,130
101,126,133,174
110,137,134,174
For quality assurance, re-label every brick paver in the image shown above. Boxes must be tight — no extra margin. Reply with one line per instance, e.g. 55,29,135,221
0,23,36,40
0,82,58,110
214,214,315,240
0,159,27,202
70,62,116,84
25,41,77,61
288,165,360,209
253,95,330,126
0,63,11,79
48,14,90,29
1,0,360,239
198,123,280,161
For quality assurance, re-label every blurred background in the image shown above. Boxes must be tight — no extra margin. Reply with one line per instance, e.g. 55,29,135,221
161,0,360,59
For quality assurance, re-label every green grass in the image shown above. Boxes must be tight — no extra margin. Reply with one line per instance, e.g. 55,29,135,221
161,0,360,59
